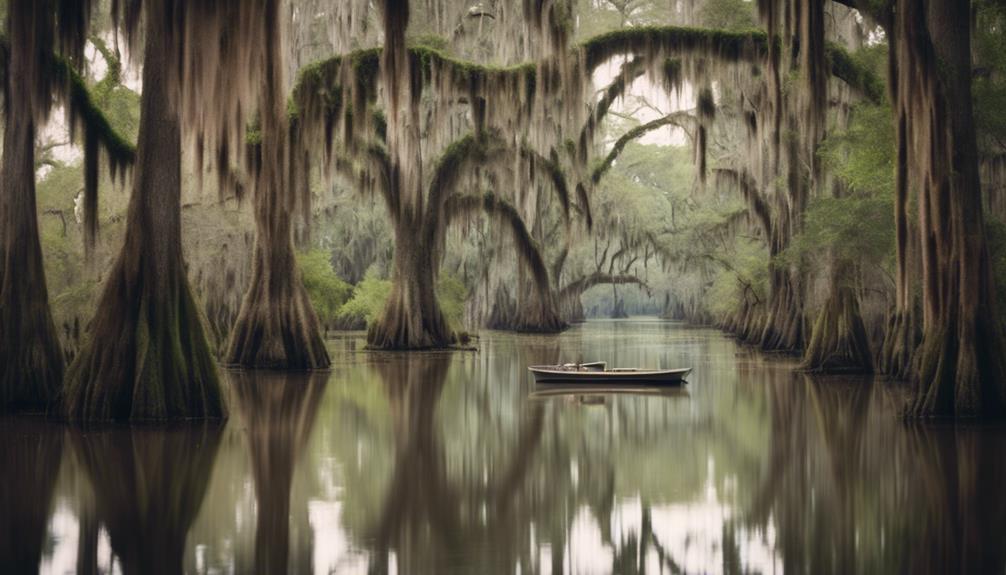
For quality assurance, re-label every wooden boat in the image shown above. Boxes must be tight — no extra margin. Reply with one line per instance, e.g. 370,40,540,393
528,362,691,385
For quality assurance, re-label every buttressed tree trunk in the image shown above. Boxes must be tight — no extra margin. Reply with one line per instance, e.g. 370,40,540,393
225,0,330,369
65,9,224,421
0,1,65,411
369,217,455,349
897,0,1006,418
802,261,873,373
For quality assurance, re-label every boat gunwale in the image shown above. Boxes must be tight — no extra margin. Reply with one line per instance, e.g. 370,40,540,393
527,366,692,378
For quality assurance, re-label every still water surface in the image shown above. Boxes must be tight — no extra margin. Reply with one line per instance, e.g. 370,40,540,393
4,319,1006,574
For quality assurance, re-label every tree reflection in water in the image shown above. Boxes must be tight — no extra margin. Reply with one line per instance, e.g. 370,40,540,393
231,370,327,574
6,324,1006,573
742,364,1006,575
364,354,547,574
68,424,223,575
0,417,62,573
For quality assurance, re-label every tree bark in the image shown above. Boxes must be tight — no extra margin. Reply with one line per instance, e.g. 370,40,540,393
368,221,455,349
898,0,1006,417
65,9,225,421
802,262,873,373
0,1,64,411
224,0,329,369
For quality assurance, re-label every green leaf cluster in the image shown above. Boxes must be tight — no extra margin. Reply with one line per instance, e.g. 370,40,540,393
336,272,393,329
298,250,353,325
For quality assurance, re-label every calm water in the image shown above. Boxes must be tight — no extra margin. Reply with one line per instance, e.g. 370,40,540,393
3,318,1006,574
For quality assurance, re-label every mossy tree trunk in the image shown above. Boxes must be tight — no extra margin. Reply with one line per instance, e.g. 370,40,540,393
879,100,919,379
65,10,224,421
759,122,807,354
0,1,64,411
897,0,1006,418
225,0,329,369
369,219,455,349
802,261,873,373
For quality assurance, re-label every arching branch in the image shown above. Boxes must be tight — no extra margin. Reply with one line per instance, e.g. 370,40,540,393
559,272,649,301
520,145,570,221
713,167,773,238
591,111,695,184
578,57,646,163
1,36,138,252
444,193,553,301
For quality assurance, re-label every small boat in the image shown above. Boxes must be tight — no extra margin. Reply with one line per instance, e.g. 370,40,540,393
529,362,691,385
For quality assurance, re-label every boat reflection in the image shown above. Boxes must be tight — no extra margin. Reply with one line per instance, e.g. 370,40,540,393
529,383,690,402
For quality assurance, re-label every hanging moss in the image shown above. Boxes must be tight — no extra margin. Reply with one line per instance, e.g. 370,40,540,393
579,26,769,73
445,192,563,331
825,43,885,104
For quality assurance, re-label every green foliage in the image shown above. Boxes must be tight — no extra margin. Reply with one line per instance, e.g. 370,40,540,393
985,218,1006,327
437,271,468,330
784,193,894,268
825,43,886,104
697,0,757,31
332,270,467,331
409,33,450,52
783,102,896,270
299,250,353,325
336,272,393,329
705,237,769,318
974,0,1006,154
819,103,896,197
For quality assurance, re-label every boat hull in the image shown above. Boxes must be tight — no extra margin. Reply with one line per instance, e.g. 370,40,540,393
528,366,691,385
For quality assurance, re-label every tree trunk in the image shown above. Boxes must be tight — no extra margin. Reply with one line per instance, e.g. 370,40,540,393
0,3,64,411
802,262,873,373
760,267,804,352
879,104,918,379
65,12,224,421
225,0,329,369
898,0,1006,417
368,222,454,349
487,282,565,333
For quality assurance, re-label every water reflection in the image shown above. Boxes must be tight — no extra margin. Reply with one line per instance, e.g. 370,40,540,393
3,320,1006,573
68,424,223,574
230,371,327,574
0,418,62,573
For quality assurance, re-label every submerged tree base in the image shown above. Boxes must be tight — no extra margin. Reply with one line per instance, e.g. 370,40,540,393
486,285,567,334
910,312,1006,419
224,264,330,370
64,260,225,421
878,310,916,380
802,284,873,374
367,286,457,350
0,303,64,413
